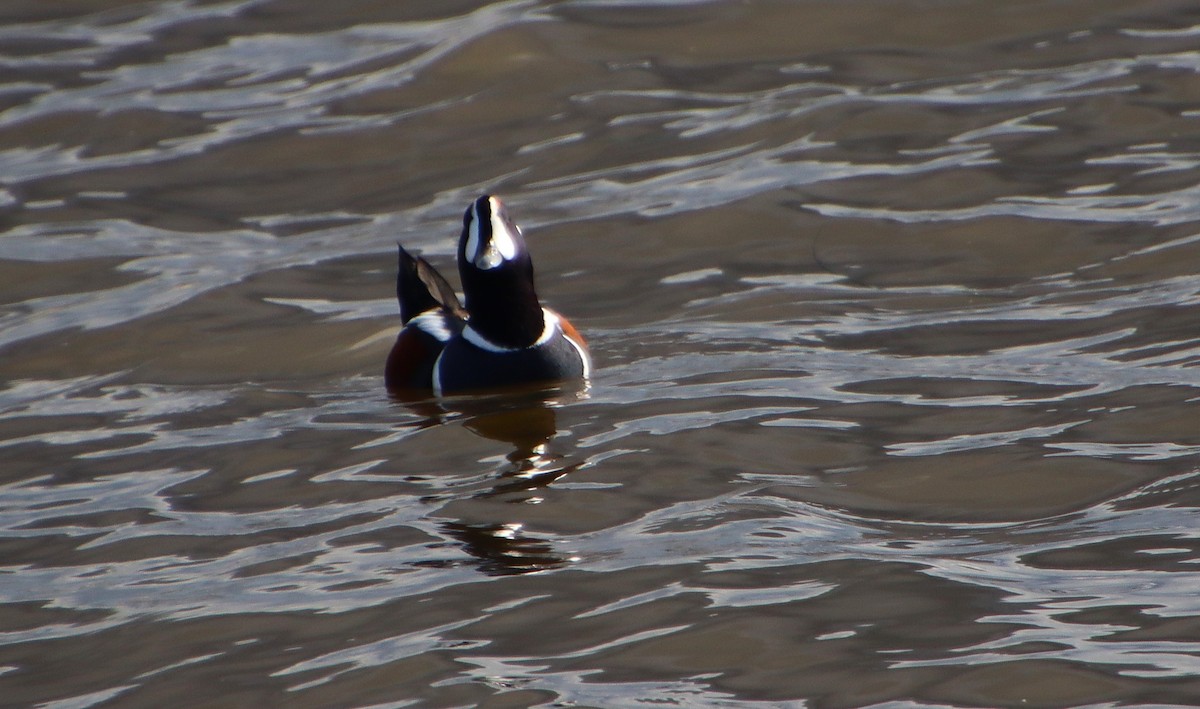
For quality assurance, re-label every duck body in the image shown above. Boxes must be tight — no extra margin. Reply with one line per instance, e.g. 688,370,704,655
433,309,590,394
385,195,590,395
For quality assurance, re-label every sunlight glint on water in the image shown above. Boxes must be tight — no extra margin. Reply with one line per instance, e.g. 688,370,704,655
2,0,1200,707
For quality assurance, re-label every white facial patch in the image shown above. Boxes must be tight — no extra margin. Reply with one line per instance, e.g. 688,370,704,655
466,197,520,270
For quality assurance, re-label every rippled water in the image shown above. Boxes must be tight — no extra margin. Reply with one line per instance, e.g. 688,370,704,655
3,1,1200,706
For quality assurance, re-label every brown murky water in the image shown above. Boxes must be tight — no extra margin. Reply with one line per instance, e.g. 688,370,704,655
3,1,1200,707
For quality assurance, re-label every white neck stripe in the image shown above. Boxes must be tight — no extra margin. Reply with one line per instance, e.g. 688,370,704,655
462,324,517,352
463,308,559,352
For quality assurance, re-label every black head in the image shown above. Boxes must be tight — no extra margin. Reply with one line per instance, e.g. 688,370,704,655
458,195,545,348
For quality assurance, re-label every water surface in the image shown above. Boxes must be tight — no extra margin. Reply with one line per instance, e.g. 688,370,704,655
3,1,1200,707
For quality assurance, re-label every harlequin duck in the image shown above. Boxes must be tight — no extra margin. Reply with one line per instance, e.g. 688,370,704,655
385,195,591,395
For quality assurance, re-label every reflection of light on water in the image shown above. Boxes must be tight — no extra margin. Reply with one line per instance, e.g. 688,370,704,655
3,1,1200,705
440,521,568,576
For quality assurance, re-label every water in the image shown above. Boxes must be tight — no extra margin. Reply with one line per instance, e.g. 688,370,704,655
3,1,1200,707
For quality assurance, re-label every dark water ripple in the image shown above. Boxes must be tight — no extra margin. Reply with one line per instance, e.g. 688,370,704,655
3,0,1200,707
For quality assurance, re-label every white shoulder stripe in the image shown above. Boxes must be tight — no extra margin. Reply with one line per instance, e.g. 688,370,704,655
542,310,590,378
564,330,592,380
411,310,455,342
431,349,445,397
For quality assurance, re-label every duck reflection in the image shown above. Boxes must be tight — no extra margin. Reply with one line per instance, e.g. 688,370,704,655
461,399,586,496
391,386,586,576
439,521,570,576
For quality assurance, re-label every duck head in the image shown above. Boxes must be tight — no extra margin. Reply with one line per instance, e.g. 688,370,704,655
458,195,545,348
